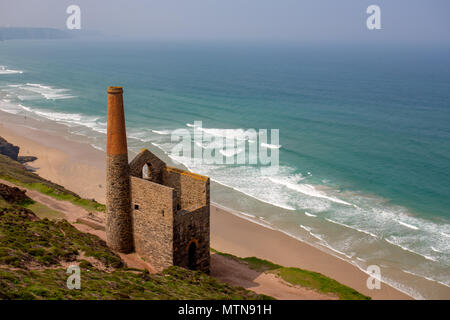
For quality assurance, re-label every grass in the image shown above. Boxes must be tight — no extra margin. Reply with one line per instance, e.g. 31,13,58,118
20,182,105,212
0,266,272,300
211,249,370,300
0,204,269,300
24,202,64,220
0,211,122,269
0,154,105,212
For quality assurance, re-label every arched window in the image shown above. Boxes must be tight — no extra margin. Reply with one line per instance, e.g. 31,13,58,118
142,163,151,180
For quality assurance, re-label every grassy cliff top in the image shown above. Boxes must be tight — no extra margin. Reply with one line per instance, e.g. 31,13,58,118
0,202,269,300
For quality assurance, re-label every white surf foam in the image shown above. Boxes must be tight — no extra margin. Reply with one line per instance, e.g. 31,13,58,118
304,211,317,217
396,219,419,230
0,66,23,74
23,83,75,100
152,129,171,135
299,224,312,232
261,142,282,149
269,177,353,206
325,218,378,238
219,148,244,157
385,237,437,262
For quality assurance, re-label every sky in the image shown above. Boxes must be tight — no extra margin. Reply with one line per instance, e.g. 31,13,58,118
0,0,449,46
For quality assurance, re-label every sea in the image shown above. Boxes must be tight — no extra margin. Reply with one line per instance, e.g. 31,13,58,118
0,39,449,299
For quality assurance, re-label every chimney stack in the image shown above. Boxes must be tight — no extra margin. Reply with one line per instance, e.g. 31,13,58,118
105,86,133,253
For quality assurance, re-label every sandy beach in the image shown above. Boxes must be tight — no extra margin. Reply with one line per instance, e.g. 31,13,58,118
0,110,412,299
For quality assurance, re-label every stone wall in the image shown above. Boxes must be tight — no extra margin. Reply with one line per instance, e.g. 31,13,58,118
128,152,210,273
173,206,210,273
130,176,175,271
163,166,209,210
129,149,166,184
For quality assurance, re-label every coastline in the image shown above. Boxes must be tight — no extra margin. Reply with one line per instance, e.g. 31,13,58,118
0,110,412,299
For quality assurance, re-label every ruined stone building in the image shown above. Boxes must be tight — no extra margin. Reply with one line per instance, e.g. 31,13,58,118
105,86,210,273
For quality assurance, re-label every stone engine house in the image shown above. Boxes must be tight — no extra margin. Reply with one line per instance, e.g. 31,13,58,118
105,86,210,273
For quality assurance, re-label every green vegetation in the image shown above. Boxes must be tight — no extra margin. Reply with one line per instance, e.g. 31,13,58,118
211,249,370,300
19,182,105,212
24,202,64,220
0,211,122,269
0,154,105,212
0,266,271,300
0,196,268,300
0,153,368,300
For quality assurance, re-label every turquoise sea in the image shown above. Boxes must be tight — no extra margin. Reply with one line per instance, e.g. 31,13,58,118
1,39,449,298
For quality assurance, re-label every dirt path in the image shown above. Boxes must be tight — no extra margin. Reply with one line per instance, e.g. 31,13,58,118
1,178,333,300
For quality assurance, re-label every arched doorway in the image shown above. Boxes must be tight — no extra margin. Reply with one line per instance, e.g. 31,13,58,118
188,242,197,270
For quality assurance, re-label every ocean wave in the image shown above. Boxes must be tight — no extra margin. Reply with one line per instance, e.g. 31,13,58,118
385,237,437,262
299,224,312,232
321,242,354,259
91,144,105,151
304,211,317,217
268,177,353,206
396,219,419,230
402,269,450,288
2,101,107,135
151,129,171,135
430,247,441,253
219,148,244,157
0,99,24,114
0,66,23,74
310,232,325,241
187,123,256,142
2,82,75,100
24,83,75,100
261,142,282,149
213,178,297,211
325,218,378,238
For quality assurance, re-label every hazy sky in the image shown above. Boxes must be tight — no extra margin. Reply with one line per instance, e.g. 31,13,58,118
1,0,449,45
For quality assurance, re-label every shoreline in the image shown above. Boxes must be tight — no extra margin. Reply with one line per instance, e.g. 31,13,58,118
0,110,413,299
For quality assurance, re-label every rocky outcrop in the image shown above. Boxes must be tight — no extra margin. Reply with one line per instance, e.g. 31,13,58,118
17,156,37,164
0,206,38,221
0,137,37,164
0,183,37,220
0,137,19,161
0,183,33,205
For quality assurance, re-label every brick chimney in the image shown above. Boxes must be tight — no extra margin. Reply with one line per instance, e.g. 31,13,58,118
105,86,133,253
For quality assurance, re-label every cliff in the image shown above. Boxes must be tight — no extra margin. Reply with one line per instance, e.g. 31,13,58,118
0,178,269,300
0,137,19,161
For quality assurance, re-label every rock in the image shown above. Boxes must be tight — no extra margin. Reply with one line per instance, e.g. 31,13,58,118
0,206,38,221
0,183,33,205
17,156,37,164
0,136,19,161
